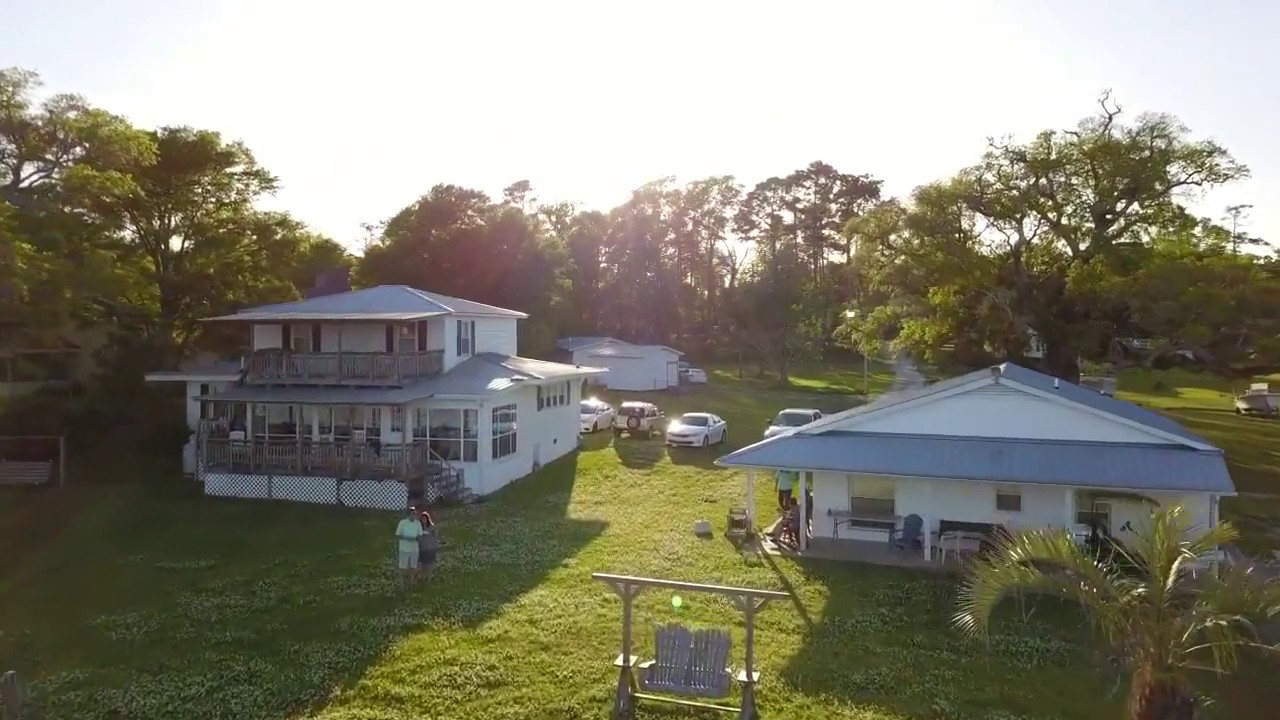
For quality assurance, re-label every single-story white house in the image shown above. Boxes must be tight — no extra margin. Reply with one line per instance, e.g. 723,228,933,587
147,285,605,510
556,337,683,392
715,362,1235,561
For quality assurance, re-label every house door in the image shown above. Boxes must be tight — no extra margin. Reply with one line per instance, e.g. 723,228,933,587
667,361,679,387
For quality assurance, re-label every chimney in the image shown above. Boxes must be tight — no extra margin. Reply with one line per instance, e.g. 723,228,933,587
305,267,352,298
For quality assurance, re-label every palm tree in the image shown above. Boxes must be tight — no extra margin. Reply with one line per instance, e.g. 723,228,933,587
954,507,1280,720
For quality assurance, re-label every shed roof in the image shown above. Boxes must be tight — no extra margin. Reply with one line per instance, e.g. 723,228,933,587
203,286,528,322
580,339,683,358
718,431,1234,494
557,336,619,351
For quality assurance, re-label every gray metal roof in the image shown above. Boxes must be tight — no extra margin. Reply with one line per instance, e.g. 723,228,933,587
203,286,528,322
557,336,618,351
197,353,605,403
580,340,683,358
717,431,1235,494
144,355,245,381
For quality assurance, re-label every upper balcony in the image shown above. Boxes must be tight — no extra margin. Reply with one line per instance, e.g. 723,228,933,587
244,349,444,386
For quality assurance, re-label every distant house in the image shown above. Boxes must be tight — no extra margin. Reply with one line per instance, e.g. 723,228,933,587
146,286,605,509
0,325,105,400
717,362,1234,560
556,337,683,392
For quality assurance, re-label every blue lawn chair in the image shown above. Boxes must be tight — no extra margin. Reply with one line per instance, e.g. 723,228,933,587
890,514,924,551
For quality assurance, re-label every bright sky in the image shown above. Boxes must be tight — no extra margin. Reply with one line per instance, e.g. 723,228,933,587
3,0,1276,250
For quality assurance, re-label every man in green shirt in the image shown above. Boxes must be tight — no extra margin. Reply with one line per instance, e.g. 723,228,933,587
395,506,424,588
776,469,795,512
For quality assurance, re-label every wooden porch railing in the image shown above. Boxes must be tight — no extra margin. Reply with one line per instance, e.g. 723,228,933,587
244,350,444,385
201,438,442,482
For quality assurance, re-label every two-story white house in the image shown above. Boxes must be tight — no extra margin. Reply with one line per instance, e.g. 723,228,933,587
145,286,604,510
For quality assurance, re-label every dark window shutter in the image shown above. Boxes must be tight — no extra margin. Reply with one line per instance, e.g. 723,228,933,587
311,324,321,352
385,325,394,353
470,321,476,353
455,320,463,356
417,321,428,351
281,324,291,350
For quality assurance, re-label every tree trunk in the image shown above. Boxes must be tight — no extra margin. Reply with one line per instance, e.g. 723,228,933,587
1129,679,1197,720
1043,340,1081,383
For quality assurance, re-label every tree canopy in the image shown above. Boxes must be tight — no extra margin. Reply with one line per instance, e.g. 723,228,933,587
3,67,1275,392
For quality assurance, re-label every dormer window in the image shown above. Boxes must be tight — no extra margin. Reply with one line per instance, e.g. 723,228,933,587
457,320,475,357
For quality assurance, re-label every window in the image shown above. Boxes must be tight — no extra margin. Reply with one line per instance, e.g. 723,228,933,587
539,381,572,411
289,324,313,353
384,325,395,353
848,475,895,518
367,407,382,435
425,408,479,462
995,490,1023,512
318,407,333,437
456,320,475,357
332,406,354,439
1077,501,1112,532
398,324,417,354
413,407,431,439
390,406,404,433
492,403,517,459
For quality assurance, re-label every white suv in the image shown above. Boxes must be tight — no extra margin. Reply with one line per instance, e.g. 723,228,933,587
613,401,664,439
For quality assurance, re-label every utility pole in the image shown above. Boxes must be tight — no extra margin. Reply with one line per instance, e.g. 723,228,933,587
1224,204,1253,255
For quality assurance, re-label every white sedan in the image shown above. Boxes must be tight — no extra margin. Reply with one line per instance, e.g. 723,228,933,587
686,368,708,384
665,412,727,448
580,399,616,433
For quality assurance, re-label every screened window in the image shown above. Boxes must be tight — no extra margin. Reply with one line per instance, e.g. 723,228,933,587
390,406,404,432
427,408,479,462
456,320,475,357
848,475,895,518
492,403,517,459
995,490,1022,512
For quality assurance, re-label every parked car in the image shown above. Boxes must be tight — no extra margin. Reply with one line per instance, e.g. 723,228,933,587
763,408,824,439
685,368,708,384
613,401,664,439
580,398,617,433
666,412,727,447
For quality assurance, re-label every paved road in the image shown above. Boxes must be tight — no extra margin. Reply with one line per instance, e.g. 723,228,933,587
889,355,926,392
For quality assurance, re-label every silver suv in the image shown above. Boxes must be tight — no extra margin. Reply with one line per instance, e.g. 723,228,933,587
613,401,664,439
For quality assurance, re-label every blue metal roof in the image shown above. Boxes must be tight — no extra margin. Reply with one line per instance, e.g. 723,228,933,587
994,363,1211,445
717,431,1234,493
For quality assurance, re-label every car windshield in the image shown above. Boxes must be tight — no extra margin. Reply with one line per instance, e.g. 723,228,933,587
619,406,647,417
580,401,601,413
679,415,710,427
775,411,814,427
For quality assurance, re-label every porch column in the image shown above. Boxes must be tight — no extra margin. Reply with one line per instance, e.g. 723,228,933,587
1064,488,1076,528
745,470,756,530
922,513,932,561
798,471,809,551
295,404,304,471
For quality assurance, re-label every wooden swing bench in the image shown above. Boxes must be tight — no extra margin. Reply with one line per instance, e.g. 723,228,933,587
594,572,790,720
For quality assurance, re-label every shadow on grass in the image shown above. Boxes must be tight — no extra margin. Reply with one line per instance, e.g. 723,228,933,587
2,451,607,720
773,557,1125,720
612,436,665,469
667,445,723,470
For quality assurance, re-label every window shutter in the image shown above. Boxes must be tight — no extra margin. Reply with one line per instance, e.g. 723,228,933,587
417,321,428,351
281,324,291,350
385,325,394,353
470,321,477,353
311,324,322,352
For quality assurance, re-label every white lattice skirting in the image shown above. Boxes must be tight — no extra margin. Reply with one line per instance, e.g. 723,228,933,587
203,473,409,510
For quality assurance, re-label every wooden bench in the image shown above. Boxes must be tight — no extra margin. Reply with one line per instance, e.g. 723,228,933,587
0,460,52,486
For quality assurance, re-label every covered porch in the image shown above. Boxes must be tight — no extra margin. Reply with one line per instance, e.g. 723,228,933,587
740,467,1210,568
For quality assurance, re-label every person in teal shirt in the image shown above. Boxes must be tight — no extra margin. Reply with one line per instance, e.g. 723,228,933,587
776,469,795,512
395,506,424,588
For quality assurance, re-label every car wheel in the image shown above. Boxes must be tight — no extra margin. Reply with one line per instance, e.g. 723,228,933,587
592,421,600,433
718,430,727,445
702,434,709,448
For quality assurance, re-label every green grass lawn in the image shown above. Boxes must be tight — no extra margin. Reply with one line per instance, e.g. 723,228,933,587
0,366,1274,720
1114,368,1280,555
